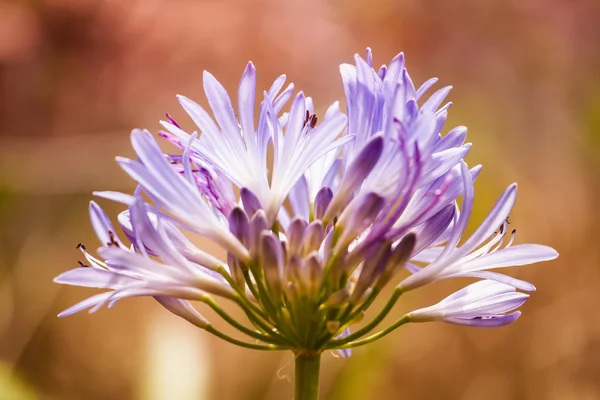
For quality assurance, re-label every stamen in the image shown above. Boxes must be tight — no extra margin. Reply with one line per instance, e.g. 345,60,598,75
107,230,119,247
165,113,181,129
505,229,516,248
462,225,507,262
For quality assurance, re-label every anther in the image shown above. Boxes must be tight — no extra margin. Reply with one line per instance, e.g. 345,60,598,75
107,230,119,247
76,243,86,251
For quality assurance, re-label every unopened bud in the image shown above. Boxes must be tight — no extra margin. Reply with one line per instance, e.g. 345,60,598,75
228,207,250,246
323,288,350,308
305,252,323,297
260,232,285,300
287,218,307,256
227,252,247,287
303,220,324,255
326,320,340,334
376,233,416,289
240,187,262,217
249,210,269,254
314,187,333,220
335,192,385,251
324,136,384,222
351,240,391,303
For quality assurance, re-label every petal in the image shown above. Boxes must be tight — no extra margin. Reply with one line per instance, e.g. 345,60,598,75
415,77,439,100
58,292,114,317
238,62,257,147
454,184,517,259
449,244,558,276
442,292,529,317
444,311,521,328
334,328,353,358
433,126,467,153
418,144,471,187
442,161,474,255
202,70,246,153
324,136,384,221
154,296,209,328
94,190,136,206
421,86,452,113
410,204,455,255
54,267,136,289
289,176,310,221
177,95,221,138
89,201,123,247
446,270,536,292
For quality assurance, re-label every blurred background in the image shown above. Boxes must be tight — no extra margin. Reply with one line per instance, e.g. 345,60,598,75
1,0,599,399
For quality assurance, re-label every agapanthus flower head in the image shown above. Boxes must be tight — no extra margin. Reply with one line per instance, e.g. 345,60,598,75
55,49,557,358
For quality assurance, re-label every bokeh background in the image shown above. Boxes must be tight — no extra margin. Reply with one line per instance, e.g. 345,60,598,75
1,0,599,399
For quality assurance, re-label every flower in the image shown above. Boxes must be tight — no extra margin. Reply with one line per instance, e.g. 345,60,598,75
407,280,528,327
55,49,557,358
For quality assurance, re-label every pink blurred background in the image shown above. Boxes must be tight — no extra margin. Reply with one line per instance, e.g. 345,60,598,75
1,1,599,399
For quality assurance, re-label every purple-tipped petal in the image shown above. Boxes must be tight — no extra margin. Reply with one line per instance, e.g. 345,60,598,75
260,232,285,299
286,217,307,256
240,187,263,217
445,311,521,328
229,207,250,246
155,296,209,329
303,221,325,255
324,136,384,221
314,187,333,221
89,202,123,248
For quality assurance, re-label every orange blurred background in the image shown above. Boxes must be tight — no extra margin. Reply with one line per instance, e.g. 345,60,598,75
1,1,599,399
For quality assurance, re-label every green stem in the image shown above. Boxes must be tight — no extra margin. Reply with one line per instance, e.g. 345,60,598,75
203,325,282,351
326,288,403,346
328,315,411,350
200,295,290,346
294,352,321,400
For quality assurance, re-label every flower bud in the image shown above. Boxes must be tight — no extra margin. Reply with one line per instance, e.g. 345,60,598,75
314,187,333,221
324,136,384,221
228,207,250,246
335,192,385,252
249,210,269,254
227,252,246,287
350,240,391,303
240,187,263,217
287,217,307,256
259,231,285,300
305,251,323,298
323,288,350,308
376,233,416,290
302,220,325,255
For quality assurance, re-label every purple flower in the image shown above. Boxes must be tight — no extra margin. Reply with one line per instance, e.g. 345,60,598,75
407,280,527,327
54,49,557,356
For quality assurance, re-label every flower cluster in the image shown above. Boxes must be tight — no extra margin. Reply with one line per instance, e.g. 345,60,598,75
55,49,557,356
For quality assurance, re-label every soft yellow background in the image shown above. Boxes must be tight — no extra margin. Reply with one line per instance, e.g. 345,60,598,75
0,1,598,399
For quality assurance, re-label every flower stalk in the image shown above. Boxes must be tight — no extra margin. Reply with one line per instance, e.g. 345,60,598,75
294,353,321,400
